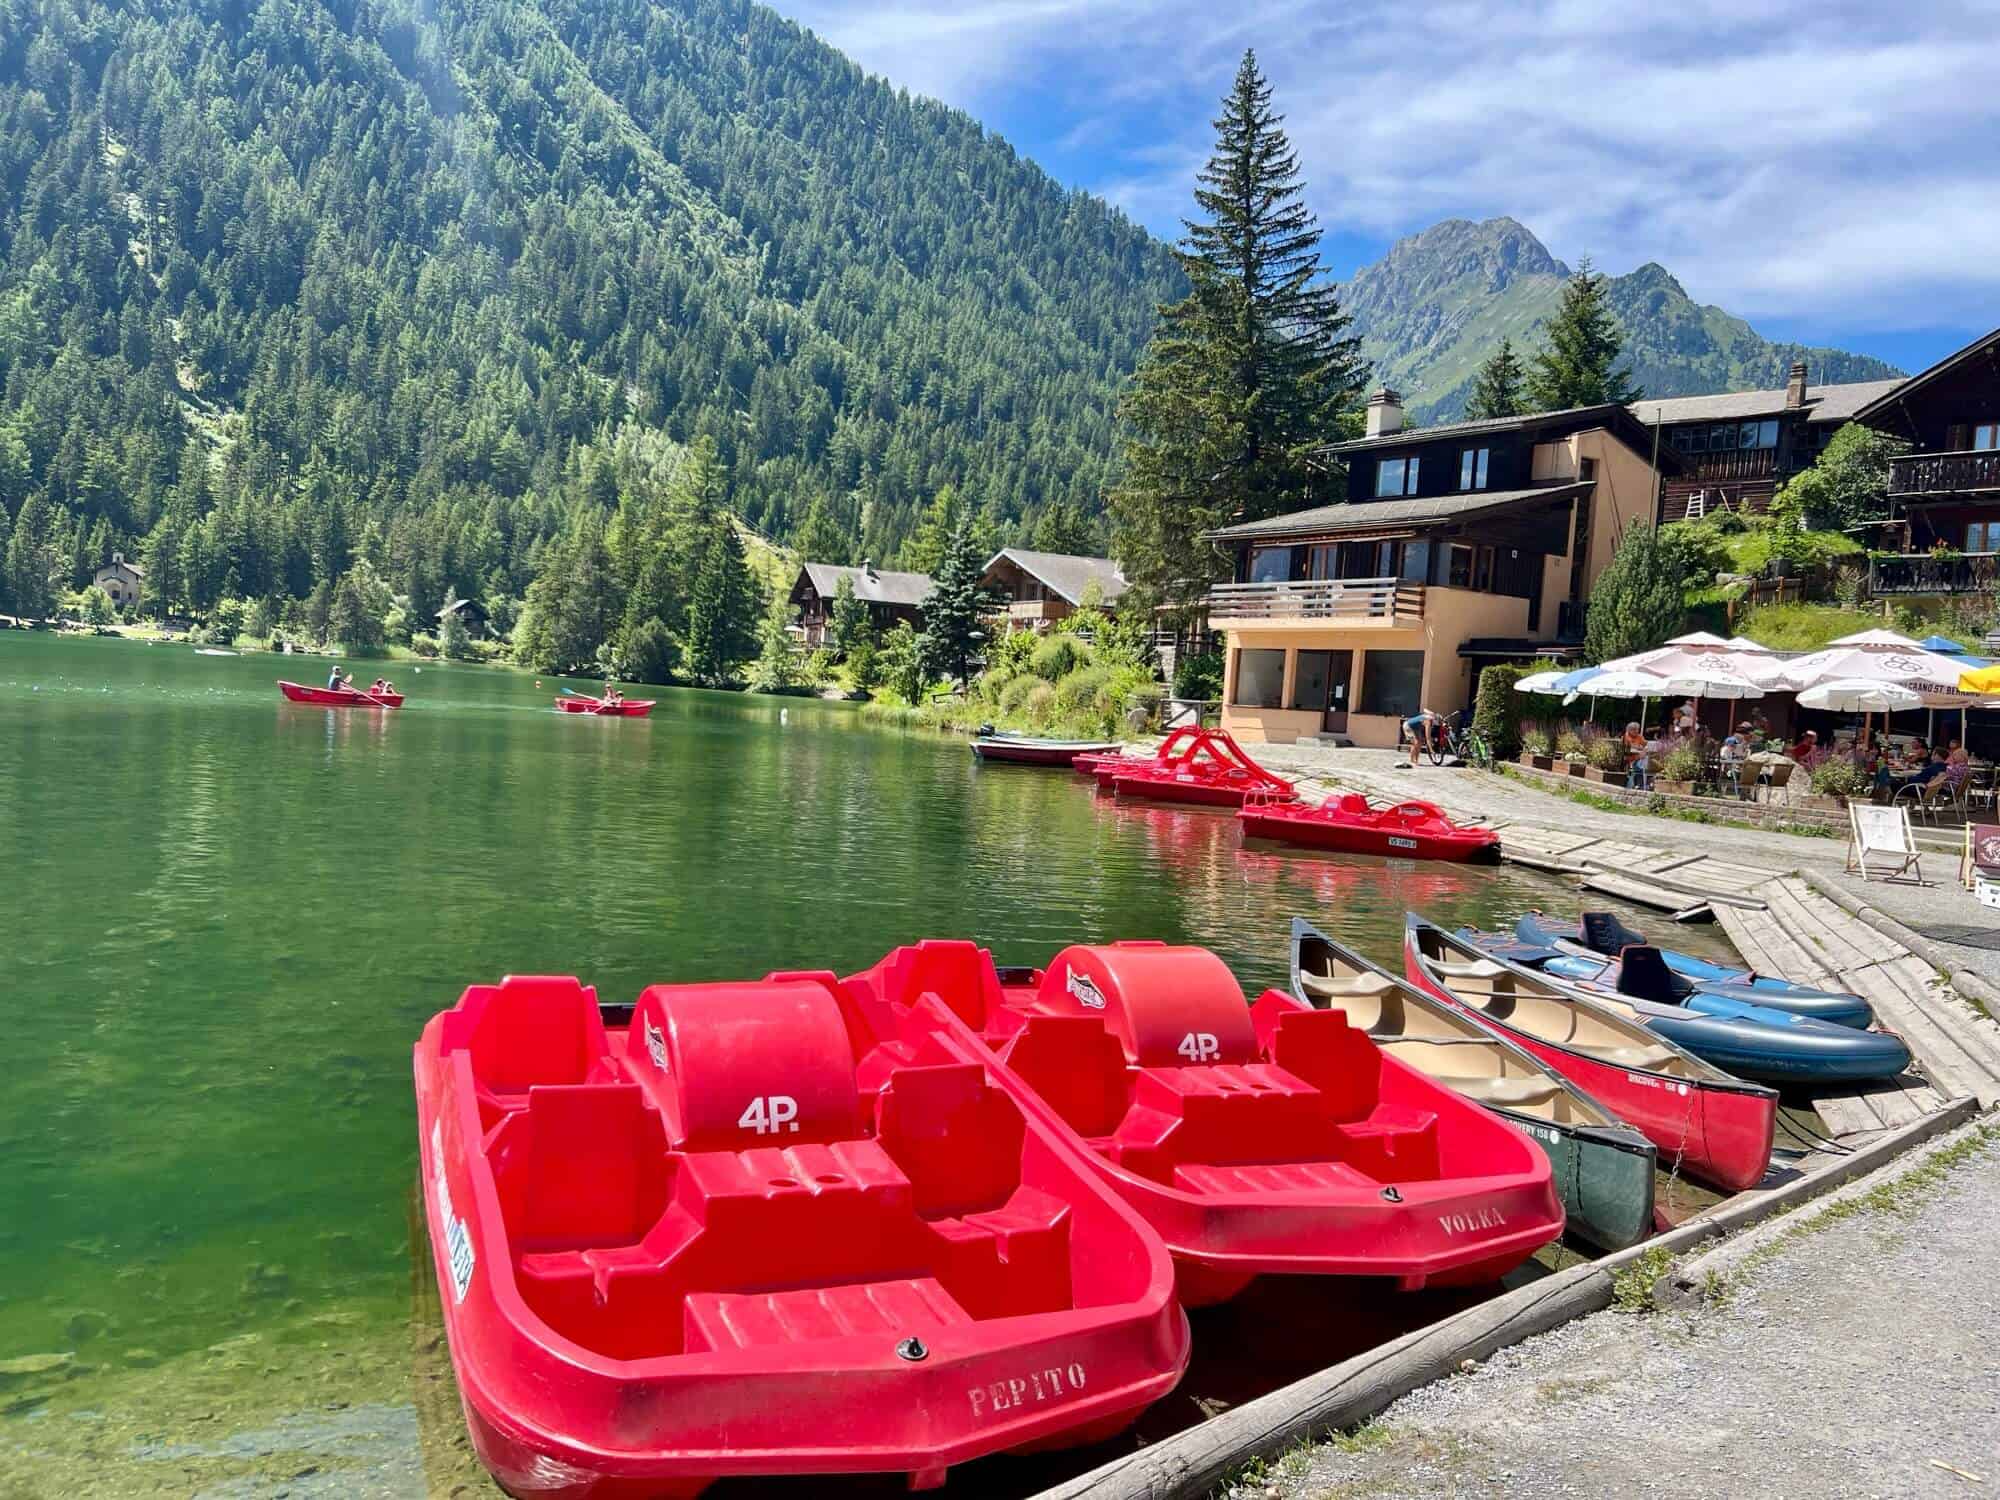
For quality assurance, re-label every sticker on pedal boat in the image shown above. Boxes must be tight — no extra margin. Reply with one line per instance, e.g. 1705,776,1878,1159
429,1121,476,1304
967,1363,1087,1418
644,1020,668,1072
1387,836,1419,850
1066,971,1107,1010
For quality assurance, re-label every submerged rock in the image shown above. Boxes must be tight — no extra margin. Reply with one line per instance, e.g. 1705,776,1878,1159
0,1352,74,1386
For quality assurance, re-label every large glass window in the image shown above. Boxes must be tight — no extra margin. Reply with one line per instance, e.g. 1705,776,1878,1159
1458,448,1490,491
1970,522,1992,553
1291,651,1331,711
1232,648,1286,708
1248,546,1293,583
1375,456,1420,497
1357,650,1425,718
1400,539,1431,583
1975,423,1999,451
1447,543,1474,588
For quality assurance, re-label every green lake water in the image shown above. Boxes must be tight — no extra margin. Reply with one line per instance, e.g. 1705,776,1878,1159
0,632,1737,1495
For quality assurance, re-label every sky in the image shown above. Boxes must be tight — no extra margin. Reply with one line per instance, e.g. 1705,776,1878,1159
782,0,2000,376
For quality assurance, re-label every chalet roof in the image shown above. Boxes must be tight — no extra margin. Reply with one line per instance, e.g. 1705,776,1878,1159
1316,402,1676,470
1853,326,2000,426
95,556,142,577
438,597,487,619
1630,378,1905,428
1203,482,1592,544
979,548,1127,606
797,561,932,609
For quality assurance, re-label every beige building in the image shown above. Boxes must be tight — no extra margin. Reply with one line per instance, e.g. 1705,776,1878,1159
93,553,143,611
1206,394,1679,749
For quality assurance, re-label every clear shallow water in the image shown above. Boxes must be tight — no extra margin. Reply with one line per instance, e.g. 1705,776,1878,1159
0,632,1726,1493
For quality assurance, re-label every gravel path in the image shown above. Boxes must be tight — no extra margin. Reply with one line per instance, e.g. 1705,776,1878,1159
1257,1127,2000,1500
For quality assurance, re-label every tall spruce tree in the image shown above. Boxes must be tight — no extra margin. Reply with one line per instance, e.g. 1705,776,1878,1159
681,519,758,686
1465,338,1527,421
1111,50,1367,615
922,516,991,689
1526,260,1642,411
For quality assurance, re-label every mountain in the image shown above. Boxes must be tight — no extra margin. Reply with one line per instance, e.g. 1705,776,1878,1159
0,0,1180,623
1341,217,1902,421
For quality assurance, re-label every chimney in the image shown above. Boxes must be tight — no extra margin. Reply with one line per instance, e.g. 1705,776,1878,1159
1784,360,1808,409
1365,387,1405,438
862,558,877,580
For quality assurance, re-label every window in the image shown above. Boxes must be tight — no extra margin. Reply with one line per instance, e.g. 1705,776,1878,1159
1760,420,1779,448
1970,522,1992,554
1400,539,1431,583
1232,648,1286,708
1375,456,1420,497
1248,546,1293,583
1447,543,1474,588
1975,424,2000,452
1357,650,1425,718
1458,448,1490,491
1291,651,1331,711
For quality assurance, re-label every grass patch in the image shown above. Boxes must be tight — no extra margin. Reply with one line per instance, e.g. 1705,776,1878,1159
1610,1244,1677,1314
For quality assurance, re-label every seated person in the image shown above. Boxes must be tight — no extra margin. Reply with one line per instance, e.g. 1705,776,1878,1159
1913,748,1949,786
326,663,346,691
1788,729,1821,768
1719,734,1748,797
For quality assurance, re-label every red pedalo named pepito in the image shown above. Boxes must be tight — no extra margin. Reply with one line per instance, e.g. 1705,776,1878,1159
412,969,1189,1499
844,940,1565,1306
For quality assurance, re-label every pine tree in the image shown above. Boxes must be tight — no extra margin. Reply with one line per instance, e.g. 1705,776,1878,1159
681,519,758,686
1032,500,1097,556
751,591,801,692
1526,261,1642,411
437,589,472,660
829,575,871,659
329,569,386,651
1465,338,1527,421
1111,50,1366,615
0,502,12,617
1584,525,1688,662
922,516,991,689
6,494,58,621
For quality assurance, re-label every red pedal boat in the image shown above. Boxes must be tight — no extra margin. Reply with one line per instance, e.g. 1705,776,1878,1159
1073,725,1204,781
1242,792,1500,862
971,734,1122,767
844,940,1564,1305
556,695,656,717
1109,728,1297,808
277,679,403,708
1404,917,1777,1193
413,969,1189,1499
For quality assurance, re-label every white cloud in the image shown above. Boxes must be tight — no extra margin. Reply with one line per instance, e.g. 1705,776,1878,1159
780,0,2000,329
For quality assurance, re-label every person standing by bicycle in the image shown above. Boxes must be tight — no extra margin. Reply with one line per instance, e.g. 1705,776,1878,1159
1403,707,1446,762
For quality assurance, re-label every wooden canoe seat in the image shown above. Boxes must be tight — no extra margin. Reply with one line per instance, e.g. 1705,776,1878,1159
1442,1075,1562,1109
1299,969,1399,1000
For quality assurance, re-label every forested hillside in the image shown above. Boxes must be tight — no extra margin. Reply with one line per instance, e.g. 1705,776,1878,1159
0,0,1180,632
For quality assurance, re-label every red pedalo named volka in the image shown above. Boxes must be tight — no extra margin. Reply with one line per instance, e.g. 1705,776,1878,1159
844,940,1564,1306
412,971,1189,1499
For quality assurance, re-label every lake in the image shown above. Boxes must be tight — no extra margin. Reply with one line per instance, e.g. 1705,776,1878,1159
0,632,1728,1494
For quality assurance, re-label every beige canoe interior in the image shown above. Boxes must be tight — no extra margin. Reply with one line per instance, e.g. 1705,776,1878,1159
1296,941,1615,1129
1407,927,1724,1085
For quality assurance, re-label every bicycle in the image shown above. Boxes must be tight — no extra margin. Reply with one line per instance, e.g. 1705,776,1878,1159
1422,713,1476,767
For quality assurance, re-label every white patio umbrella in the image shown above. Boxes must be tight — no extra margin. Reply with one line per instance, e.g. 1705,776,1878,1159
1513,670,1568,694
1779,629,1968,699
1652,654,1770,741
1570,668,1674,729
1796,680,1923,713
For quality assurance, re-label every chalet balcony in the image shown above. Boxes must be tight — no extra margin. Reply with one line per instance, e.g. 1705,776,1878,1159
1206,576,1424,625
1888,450,2000,498
1869,551,2000,596
1678,448,1779,483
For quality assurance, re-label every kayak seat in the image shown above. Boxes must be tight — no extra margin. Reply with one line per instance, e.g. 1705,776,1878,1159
1444,1075,1563,1109
998,1016,1132,1139
1611,947,1691,1005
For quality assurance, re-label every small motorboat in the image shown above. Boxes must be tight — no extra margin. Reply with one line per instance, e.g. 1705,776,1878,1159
1405,917,1778,1193
1243,793,1500,862
1290,919,1655,1252
1109,728,1297,808
277,679,404,708
845,938,1564,1305
971,733,1122,767
556,694,656,717
1504,913,1874,1028
1458,929,1910,1086
413,969,1189,1499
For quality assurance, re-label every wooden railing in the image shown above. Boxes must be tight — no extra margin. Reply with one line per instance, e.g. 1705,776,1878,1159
1889,450,2000,497
1869,552,2000,596
1206,577,1424,623
1678,448,1778,482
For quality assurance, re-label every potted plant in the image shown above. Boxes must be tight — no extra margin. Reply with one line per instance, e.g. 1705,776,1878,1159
1554,729,1588,777
1653,744,1703,797
1518,723,1554,771
1807,758,1868,810
1583,729,1626,783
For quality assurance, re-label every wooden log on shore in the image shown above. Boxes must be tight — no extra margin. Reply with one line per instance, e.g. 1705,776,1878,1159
1031,1265,1615,1500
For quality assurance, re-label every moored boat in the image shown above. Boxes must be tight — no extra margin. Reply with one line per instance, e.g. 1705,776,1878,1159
1290,919,1655,1251
1505,912,1874,1028
1109,728,1296,808
277,679,404,708
844,938,1564,1304
1073,725,1203,781
555,694,656,717
413,968,1189,1499
1243,793,1500,862
971,733,1122,767
1404,917,1778,1193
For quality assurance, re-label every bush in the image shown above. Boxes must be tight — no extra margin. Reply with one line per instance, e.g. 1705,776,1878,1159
1555,729,1584,761
1122,680,1165,731
1585,731,1625,771
997,673,1042,717
1810,759,1868,800
615,617,678,686
467,638,505,663
1029,633,1089,682
1519,723,1552,756
1173,649,1224,700
1472,660,1566,759
410,633,439,657
1659,744,1704,783
1053,664,1116,719
979,664,1017,703
1018,680,1057,725
992,630,1039,673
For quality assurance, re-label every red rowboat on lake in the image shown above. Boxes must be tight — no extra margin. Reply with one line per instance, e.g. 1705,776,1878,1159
1108,728,1296,808
277,679,404,708
844,939,1564,1306
971,733,1122,767
1241,793,1501,863
413,967,1189,1499
555,695,656,717
1404,917,1777,1193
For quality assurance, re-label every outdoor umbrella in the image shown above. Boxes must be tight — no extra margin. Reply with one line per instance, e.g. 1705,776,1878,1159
1779,630,1968,699
1513,670,1568,694
1796,680,1923,713
1652,654,1770,741
1961,664,2000,696
1569,669,1673,729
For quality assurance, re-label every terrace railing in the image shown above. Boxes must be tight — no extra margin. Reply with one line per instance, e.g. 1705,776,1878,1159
1869,551,2000,596
1888,450,2000,498
1206,576,1424,624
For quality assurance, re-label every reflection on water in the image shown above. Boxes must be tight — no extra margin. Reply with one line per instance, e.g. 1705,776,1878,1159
0,634,1736,1495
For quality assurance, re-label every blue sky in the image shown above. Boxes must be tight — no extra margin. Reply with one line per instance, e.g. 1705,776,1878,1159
783,0,2000,376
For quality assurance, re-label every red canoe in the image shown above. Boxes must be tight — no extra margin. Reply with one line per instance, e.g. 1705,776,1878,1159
971,734,1122,767
1110,728,1296,808
413,969,1189,1499
556,695,656,717
277,679,404,708
844,940,1564,1306
1404,917,1777,1193
1241,793,1501,862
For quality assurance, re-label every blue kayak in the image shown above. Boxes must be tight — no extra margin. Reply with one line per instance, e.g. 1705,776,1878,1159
1507,913,1874,1030
1461,930,1911,1085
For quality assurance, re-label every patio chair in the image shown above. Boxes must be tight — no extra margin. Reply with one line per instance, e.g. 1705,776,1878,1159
1755,759,1794,805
